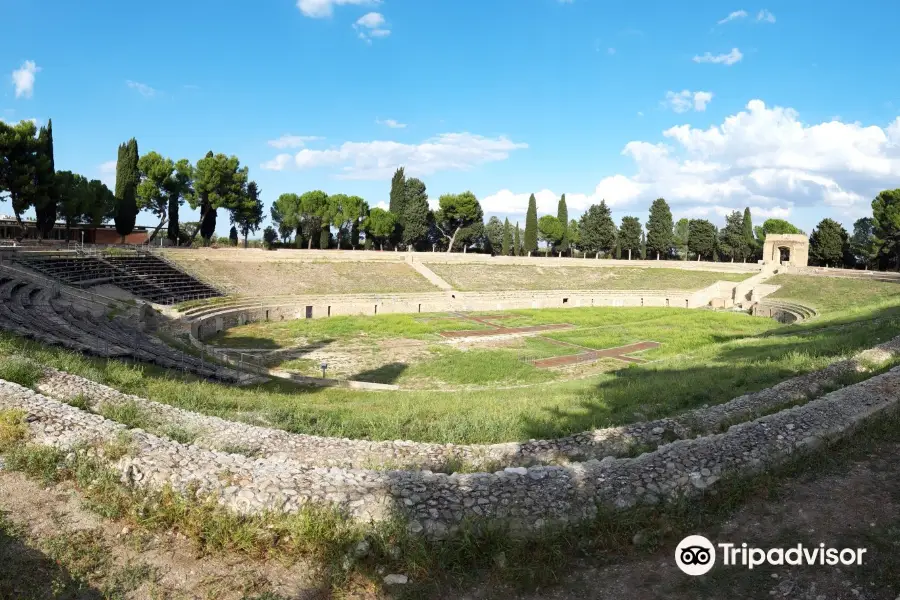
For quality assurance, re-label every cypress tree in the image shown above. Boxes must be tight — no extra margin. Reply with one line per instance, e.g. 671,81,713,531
401,177,430,249
34,119,57,239
524,194,538,255
114,138,139,243
229,225,239,246
557,194,569,254
646,197,673,259
389,166,406,245
742,207,755,260
514,222,521,256
167,195,180,244
501,218,512,255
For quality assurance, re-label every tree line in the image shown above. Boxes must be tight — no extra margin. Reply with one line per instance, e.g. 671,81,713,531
0,120,265,246
4,121,898,266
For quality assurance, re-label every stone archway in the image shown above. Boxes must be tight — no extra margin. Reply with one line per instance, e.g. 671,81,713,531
763,234,809,267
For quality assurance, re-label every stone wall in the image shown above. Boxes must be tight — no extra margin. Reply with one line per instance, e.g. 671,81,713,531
2,335,898,538
187,289,706,341
30,333,900,472
3,365,898,538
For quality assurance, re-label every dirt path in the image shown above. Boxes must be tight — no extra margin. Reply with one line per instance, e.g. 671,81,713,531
0,470,332,600
459,442,900,600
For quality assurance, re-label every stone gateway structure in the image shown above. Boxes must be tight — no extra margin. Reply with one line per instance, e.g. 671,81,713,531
763,234,809,267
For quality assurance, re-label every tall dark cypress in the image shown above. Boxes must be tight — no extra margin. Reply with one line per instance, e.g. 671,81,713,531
557,194,569,254
34,119,57,238
389,166,406,245
514,222,521,256
524,194,538,255
167,194,180,243
114,138,139,242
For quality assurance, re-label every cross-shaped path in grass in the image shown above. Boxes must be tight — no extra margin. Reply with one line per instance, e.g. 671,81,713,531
435,313,573,338
528,340,661,368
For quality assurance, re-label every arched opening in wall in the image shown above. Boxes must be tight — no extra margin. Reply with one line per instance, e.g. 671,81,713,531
666,298,670,307
563,297,569,304
265,310,269,321
641,297,644,307
327,306,331,317
778,246,791,264
418,304,421,313
305,306,313,319
685,299,689,308
374,305,378,315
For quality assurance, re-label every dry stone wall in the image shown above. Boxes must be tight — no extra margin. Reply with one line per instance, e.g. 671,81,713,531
3,361,900,538
31,332,900,472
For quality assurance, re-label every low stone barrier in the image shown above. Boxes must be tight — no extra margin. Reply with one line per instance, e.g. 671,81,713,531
3,361,900,538
29,332,900,471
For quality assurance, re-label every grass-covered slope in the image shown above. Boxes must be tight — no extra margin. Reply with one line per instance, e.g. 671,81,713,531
423,264,752,291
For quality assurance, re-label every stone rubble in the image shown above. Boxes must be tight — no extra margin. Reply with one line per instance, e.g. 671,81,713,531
3,357,900,538
31,332,900,471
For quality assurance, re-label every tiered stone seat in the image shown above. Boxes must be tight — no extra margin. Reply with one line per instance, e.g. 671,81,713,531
0,273,238,382
103,255,221,304
15,252,223,305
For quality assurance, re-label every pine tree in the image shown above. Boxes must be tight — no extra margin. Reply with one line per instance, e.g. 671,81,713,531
557,194,569,254
401,177,430,249
524,194,538,255
718,211,749,261
809,218,849,266
578,200,616,255
646,197,673,259
688,219,717,260
501,218,512,255
114,138,140,243
514,222,521,256
389,166,406,246
742,207,755,260
618,216,642,259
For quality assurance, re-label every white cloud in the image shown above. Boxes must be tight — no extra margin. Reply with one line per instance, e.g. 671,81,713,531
693,48,743,66
757,9,776,23
261,132,527,179
717,10,748,25
126,80,158,98
98,160,117,189
11,61,40,99
376,118,406,129
354,12,390,41
297,0,379,18
482,100,900,225
267,134,323,149
664,90,714,113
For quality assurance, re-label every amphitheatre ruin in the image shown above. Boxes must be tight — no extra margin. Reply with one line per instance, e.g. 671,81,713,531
2,239,900,595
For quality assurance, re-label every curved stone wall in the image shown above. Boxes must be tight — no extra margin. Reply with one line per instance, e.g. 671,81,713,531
4,359,899,538
30,333,900,471
185,288,711,341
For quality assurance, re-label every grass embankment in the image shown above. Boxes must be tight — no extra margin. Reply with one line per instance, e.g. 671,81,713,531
165,257,439,296
2,275,899,444
423,264,752,291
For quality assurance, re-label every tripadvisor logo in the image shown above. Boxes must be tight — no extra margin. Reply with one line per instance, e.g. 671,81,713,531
675,535,867,576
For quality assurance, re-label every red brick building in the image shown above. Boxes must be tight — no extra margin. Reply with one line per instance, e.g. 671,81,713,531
0,217,150,245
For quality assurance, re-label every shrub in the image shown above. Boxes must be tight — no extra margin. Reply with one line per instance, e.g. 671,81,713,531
0,409,28,452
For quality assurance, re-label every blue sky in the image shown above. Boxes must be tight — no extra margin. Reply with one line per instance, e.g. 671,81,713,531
3,0,900,236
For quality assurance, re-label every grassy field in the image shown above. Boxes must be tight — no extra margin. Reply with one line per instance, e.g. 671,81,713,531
166,257,438,296
423,263,752,291
3,274,899,444
768,274,900,313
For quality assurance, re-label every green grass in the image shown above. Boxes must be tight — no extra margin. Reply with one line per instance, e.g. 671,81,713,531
768,273,900,313
424,263,752,291
2,274,899,445
0,355,44,387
